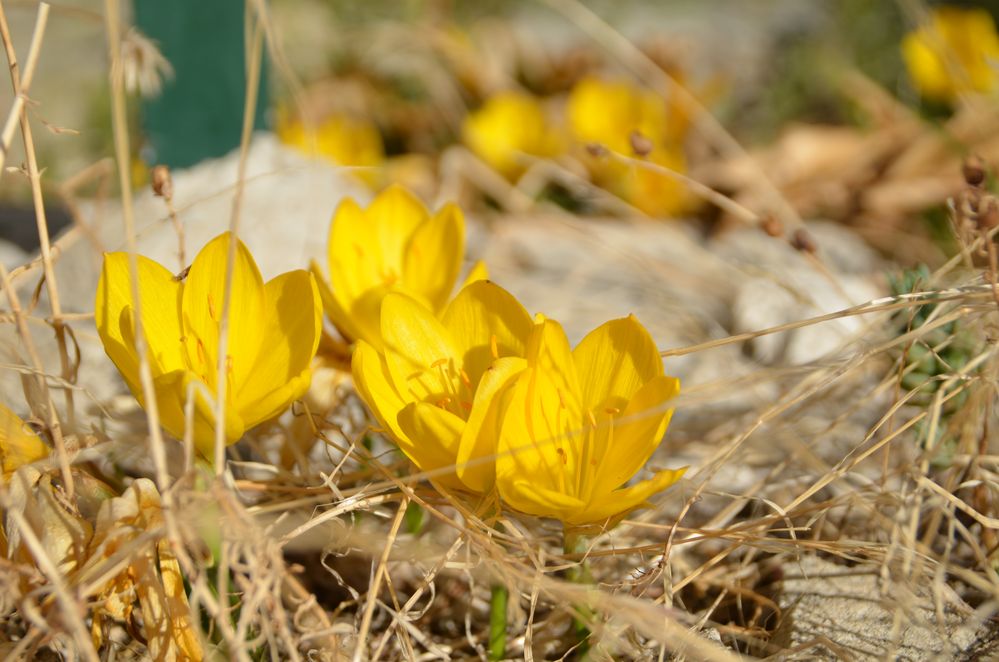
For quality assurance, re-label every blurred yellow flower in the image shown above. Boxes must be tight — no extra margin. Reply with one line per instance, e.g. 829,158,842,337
0,403,48,476
567,77,692,217
902,6,999,103
96,232,322,456
352,280,533,492
312,185,485,348
495,314,684,526
278,112,384,184
463,91,564,178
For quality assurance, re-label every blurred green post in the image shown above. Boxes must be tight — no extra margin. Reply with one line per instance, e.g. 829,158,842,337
133,0,267,169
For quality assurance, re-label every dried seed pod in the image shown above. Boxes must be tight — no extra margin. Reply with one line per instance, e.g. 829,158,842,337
629,130,653,157
759,213,784,237
151,164,173,199
790,228,817,254
963,154,987,187
585,142,608,158
979,198,999,231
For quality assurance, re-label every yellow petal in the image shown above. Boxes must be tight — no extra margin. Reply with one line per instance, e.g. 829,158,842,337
588,374,679,498
402,202,464,314
95,252,185,387
181,233,265,391
151,370,245,456
351,340,411,446
380,292,459,404
498,477,586,521
235,270,321,419
455,356,525,493
240,369,313,429
310,259,363,344
572,314,663,412
327,187,429,341
570,467,685,526
441,280,533,388
397,402,466,491
461,260,489,289
496,319,583,502
0,403,48,475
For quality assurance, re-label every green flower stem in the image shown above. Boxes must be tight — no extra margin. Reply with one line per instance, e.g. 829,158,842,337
488,582,509,660
564,529,593,653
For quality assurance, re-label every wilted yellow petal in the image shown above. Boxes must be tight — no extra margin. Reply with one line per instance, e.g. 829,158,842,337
181,233,265,390
572,315,663,412
235,270,321,419
403,203,464,314
441,280,533,388
0,404,47,475
87,479,203,661
456,356,525,493
570,467,685,526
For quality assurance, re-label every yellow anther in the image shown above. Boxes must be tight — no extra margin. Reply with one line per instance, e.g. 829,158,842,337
436,396,452,409
430,358,448,369
586,409,598,428
226,354,234,374
605,406,621,415
556,388,566,409
196,337,206,365
556,447,568,465
490,334,499,360
460,400,473,411
207,293,217,321
459,368,473,389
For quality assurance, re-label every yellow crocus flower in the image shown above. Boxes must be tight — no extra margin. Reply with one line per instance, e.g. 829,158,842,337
568,77,669,155
95,232,322,456
0,403,48,476
566,77,692,218
495,314,684,526
313,185,481,348
462,91,564,178
351,280,533,492
902,6,999,103
277,112,384,185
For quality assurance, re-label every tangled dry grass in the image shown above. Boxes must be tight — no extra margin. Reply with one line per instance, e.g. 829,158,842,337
1,1,999,660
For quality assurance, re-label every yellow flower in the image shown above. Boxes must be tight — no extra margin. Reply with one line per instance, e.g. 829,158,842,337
902,6,999,103
352,280,533,492
0,403,48,476
566,77,692,217
567,77,669,155
277,112,384,185
96,232,322,456
463,91,564,178
495,314,684,526
312,185,484,348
